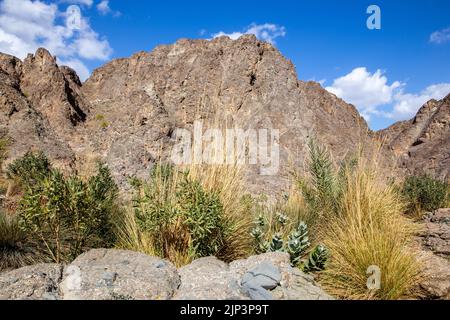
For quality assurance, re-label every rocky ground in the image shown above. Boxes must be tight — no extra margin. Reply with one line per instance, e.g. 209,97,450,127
416,208,450,299
0,250,332,300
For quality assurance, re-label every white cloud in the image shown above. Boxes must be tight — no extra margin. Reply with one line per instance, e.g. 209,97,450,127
389,83,450,120
212,23,286,45
0,0,113,81
326,67,450,122
96,0,121,17
326,67,402,120
430,27,450,44
97,0,110,15
60,0,93,7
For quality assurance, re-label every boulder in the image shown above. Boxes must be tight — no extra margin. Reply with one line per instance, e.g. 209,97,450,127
230,252,333,300
418,251,450,300
173,257,246,300
60,249,180,300
173,253,333,300
0,250,333,301
420,208,450,257
0,264,63,300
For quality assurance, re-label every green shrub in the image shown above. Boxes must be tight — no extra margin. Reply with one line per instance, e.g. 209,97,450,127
0,136,9,167
402,175,449,214
7,151,51,186
100,121,110,129
17,158,120,263
125,165,233,265
95,114,105,121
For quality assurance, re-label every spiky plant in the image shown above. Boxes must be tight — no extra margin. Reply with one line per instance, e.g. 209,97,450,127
0,211,44,271
296,139,342,237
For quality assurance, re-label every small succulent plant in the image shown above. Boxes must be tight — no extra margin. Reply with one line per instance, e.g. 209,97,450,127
251,216,321,268
302,244,329,273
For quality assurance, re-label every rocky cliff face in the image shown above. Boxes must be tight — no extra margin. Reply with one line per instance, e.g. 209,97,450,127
0,35,447,194
379,94,450,179
79,35,371,193
0,50,79,170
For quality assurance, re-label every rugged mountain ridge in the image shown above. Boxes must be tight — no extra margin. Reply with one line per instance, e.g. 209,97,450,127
79,35,371,192
0,35,448,194
379,94,450,179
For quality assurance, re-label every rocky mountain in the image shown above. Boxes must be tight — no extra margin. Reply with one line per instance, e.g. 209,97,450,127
0,35,447,194
379,94,450,179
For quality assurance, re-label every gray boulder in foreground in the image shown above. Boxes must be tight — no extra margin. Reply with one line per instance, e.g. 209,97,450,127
60,249,180,300
174,252,333,300
0,264,63,300
0,249,332,300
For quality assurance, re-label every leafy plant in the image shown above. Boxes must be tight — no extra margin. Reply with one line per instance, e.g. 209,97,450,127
402,175,449,214
100,121,110,129
7,151,51,186
0,136,9,167
121,164,234,266
302,245,329,273
17,156,120,263
287,222,311,266
176,176,226,258
250,212,312,267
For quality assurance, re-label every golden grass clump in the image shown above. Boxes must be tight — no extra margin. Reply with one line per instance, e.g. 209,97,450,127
319,158,422,300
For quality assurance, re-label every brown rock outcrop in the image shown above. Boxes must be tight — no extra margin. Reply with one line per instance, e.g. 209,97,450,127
379,95,450,179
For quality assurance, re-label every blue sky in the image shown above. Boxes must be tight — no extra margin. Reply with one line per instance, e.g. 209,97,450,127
0,0,449,130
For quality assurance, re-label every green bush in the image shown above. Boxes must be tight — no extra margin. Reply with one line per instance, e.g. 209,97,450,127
0,136,9,167
7,151,52,186
17,158,119,263
130,165,231,263
402,175,449,214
